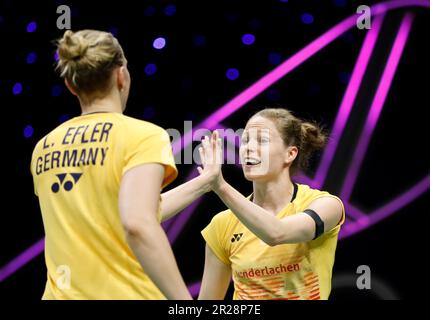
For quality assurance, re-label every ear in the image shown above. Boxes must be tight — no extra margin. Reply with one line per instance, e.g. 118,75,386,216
116,66,126,91
64,79,78,96
285,145,298,165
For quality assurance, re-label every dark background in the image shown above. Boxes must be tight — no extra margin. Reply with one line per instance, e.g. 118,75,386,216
0,0,429,300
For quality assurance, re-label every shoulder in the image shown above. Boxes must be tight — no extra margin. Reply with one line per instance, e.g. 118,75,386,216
117,115,170,141
210,208,236,226
296,183,345,224
202,208,238,248
31,121,67,156
297,183,333,199
120,115,165,132
296,183,344,208
30,123,66,175
206,208,243,234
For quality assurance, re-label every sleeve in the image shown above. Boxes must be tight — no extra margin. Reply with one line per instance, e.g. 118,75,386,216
122,125,178,189
329,195,345,227
201,213,231,266
308,192,346,228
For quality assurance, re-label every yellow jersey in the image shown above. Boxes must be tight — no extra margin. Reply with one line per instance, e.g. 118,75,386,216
30,112,177,299
201,183,345,300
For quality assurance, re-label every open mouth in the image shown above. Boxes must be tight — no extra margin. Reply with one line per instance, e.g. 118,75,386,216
244,158,261,166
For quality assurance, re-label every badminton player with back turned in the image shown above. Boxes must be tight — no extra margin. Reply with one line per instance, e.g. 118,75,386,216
30,29,213,299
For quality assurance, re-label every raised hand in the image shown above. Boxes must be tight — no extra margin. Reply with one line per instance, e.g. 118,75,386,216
197,130,225,191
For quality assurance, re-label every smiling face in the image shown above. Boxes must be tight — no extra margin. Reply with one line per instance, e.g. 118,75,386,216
240,116,298,182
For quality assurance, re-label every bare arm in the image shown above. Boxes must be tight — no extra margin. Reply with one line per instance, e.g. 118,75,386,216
214,181,343,245
160,174,211,222
198,244,232,300
119,163,192,300
159,133,222,222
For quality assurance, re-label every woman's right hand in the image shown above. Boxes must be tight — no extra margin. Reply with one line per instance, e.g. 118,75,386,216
197,130,225,192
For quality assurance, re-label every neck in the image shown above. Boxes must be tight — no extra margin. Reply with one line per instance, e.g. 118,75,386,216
79,90,123,115
252,170,294,215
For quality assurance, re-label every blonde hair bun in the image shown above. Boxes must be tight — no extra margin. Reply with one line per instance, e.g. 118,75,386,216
55,29,124,93
58,30,89,62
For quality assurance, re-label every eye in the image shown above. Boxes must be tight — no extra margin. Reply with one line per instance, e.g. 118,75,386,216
258,136,270,143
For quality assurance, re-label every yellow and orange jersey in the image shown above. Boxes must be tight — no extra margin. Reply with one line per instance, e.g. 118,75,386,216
202,183,345,300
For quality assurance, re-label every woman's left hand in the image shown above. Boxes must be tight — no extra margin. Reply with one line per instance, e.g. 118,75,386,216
197,130,225,192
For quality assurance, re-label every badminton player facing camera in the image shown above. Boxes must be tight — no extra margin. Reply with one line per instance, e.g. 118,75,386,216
30,30,193,299
198,109,345,300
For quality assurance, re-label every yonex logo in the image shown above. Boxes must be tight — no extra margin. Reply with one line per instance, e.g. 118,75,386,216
231,233,243,243
51,173,82,193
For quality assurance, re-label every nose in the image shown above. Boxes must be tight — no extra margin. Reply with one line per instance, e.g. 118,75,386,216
247,138,259,152
242,142,259,158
